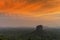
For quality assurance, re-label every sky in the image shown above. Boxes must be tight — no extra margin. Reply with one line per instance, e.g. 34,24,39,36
0,0,60,28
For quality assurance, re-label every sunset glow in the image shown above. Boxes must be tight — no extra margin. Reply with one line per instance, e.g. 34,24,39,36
0,0,60,16
0,0,60,27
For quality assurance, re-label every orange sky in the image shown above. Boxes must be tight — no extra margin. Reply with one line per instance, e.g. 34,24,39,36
0,0,60,16
0,0,60,27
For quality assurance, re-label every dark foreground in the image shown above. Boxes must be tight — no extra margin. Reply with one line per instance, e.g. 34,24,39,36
0,27,60,40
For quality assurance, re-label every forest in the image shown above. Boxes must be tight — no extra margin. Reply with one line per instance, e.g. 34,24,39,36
0,25,60,40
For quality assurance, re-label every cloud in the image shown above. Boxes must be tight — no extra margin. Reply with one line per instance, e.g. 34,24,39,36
0,0,60,27
0,0,60,15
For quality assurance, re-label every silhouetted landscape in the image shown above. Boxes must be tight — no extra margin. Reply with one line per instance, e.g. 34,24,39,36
0,25,60,40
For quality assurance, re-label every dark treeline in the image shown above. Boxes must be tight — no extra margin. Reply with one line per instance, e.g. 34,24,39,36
0,25,60,40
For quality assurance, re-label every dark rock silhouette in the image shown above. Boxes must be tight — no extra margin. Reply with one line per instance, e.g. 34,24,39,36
36,25,43,32
36,25,43,30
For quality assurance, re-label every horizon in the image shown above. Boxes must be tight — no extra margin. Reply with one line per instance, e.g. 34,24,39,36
0,25,60,29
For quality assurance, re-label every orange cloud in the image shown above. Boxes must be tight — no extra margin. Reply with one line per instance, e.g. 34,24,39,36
0,0,60,16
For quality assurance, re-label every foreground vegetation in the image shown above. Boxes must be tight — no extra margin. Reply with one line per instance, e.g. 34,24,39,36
0,26,60,40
